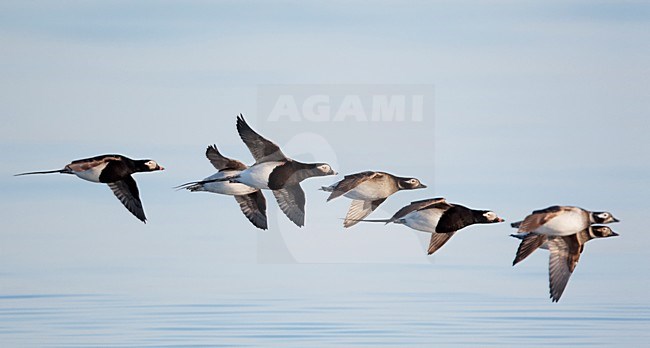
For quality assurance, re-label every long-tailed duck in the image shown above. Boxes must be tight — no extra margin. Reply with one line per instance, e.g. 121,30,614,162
176,145,267,230
321,171,426,227
356,197,504,255
231,115,336,227
15,154,164,223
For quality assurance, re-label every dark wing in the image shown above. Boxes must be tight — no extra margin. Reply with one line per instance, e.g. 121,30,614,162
428,232,456,255
343,198,387,228
512,233,547,266
390,197,449,221
516,207,566,233
272,184,306,227
67,155,121,172
565,235,583,273
547,235,581,302
236,115,287,163
532,205,564,214
206,145,247,171
326,171,380,201
234,191,267,230
107,175,146,223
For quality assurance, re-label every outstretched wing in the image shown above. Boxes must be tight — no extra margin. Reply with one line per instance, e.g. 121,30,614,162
234,191,267,230
326,171,380,201
512,233,547,266
427,232,456,255
236,115,287,163
343,198,387,228
390,198,449,222
107,175,146,223
205,145,247,171
547,235,581,302
272,184,306,227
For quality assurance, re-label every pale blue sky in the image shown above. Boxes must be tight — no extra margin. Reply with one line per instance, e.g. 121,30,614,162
1,0,649,306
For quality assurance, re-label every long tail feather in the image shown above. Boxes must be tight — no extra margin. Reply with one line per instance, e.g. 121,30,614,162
339,217,392,224
173,180,204,190
173,175,241,190
510,220,523,228
14,169,67,176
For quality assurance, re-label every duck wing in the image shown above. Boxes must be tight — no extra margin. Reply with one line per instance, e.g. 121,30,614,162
236,115,287,163
205,145,248,171
107,175,146,223
272,184,306,227
234,191,268,230
325,171,381,201
427,232,456,255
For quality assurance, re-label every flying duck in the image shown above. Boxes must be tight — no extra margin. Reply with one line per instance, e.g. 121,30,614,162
321,171,426,227
356,197,504,255
175,145,267,230
15,154,164,223
511,225,619,302
229,115,336,227
511,205,619,237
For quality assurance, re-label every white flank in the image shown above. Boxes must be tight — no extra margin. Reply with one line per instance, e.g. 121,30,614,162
536,210,587,236
236,162,284,190
73,163,108,183
200,170,258,196
402,208,444,233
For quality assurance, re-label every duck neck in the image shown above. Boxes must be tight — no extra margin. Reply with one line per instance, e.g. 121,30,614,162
588,213,596,223
133,160,151,173
286,161,319,183
267,160,316,189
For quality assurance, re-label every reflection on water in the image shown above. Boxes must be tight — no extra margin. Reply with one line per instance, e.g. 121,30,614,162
1,292,648,347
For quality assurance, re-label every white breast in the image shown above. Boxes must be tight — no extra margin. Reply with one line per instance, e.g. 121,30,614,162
536,210,588,236
73,163,108,183
236,162,284,190
402,208,443,233
200,170,258,196
343,180,391,201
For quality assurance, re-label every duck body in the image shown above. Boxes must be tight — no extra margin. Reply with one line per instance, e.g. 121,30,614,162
235,161,285,190
322,171,426,227
510,205,619,263
513,205,619,237
191,170,259,196
398,207,445,233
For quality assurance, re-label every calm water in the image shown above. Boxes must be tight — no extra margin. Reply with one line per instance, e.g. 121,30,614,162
1,264,648,347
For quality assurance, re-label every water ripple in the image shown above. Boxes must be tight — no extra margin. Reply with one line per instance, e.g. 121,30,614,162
0,292,649,347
